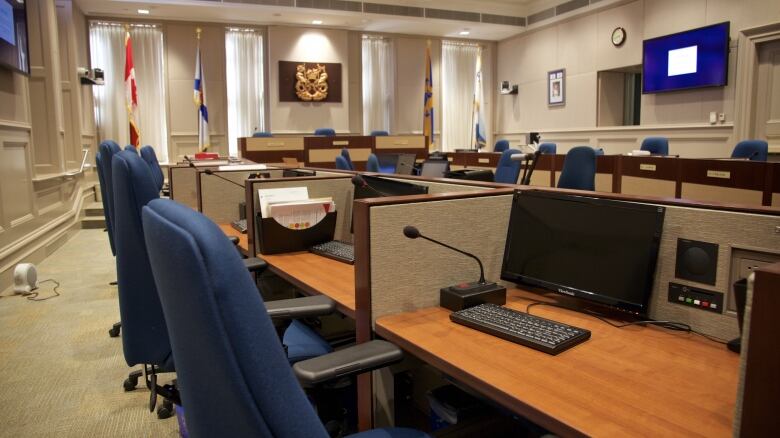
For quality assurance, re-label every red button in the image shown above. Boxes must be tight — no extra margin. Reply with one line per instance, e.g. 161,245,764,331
701,301,709,307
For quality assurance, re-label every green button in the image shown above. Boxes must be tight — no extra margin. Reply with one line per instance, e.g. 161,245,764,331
685,298,693,304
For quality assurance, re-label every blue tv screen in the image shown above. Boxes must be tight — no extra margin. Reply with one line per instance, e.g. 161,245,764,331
642,22,729,94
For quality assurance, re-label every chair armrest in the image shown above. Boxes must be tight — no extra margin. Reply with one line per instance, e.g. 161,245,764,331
292,340,403,385
265,295,335,320
228,236,240,245
243,257,267,273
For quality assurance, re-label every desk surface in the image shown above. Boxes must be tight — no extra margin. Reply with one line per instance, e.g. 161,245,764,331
261,251,356,317
219,224,248,255
375,288,738,437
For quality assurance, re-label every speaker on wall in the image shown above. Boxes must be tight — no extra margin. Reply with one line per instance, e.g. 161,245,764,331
675,238,718,285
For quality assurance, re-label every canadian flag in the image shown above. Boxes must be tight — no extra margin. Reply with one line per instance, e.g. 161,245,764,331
125,30,140,148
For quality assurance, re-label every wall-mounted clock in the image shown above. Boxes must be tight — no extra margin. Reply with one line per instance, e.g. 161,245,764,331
611,27,626,46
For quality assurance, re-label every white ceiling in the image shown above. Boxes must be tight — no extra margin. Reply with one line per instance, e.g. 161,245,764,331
74,0,569,41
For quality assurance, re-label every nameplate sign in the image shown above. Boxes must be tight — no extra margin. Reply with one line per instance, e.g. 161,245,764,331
333,140,349,146
639,164,656,171
478,158,490,164
706,170,731,179
447,157,454,162
394,141,409,145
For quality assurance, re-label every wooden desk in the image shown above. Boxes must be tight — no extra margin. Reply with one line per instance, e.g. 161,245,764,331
376,288,738,437
262,252,356,318
219,224,248,256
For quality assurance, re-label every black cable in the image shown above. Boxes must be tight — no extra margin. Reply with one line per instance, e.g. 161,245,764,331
525,301,729,344
25,279,61,301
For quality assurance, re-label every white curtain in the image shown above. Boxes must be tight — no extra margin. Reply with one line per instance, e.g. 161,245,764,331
441,41,480,152
225,29,265,157
362,36,395,135
89,23,168,162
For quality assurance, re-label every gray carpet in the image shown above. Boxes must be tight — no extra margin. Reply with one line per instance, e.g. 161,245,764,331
0,230,178,437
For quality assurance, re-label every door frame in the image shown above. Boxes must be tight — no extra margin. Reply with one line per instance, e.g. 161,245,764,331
733,22,780,143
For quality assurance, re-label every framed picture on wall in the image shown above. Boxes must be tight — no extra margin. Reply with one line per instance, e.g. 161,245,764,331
548,69,565,106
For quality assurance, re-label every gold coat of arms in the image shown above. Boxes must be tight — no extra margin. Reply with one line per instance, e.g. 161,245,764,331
295,63,329,101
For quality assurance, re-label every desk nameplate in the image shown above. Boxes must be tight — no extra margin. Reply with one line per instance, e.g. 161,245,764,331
707,170,731,179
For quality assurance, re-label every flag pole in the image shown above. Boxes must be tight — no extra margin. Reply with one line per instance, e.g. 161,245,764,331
195,27,202,152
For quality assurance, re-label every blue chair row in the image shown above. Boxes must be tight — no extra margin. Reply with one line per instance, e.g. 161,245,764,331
255,130,391,137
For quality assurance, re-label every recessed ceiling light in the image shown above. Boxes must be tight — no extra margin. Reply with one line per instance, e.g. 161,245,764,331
459,30,470,36
312,20,323,25
137,9,150,15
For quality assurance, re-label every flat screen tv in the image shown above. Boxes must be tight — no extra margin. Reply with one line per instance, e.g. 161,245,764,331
501,191,665,316
0,0,29,75
642,22,729,94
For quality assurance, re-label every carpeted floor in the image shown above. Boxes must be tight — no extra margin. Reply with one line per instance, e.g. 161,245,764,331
0,230,179,437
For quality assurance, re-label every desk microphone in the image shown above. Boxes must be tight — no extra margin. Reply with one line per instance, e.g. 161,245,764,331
402,225,505,311
204,169,245,189
510,152,535,162
184,155,196,168
520,150,542,185
351,174,391,197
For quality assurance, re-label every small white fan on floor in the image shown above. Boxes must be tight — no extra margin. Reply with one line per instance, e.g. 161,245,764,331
13,263,38,294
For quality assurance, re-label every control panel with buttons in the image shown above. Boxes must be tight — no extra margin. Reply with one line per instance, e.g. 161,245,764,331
667,282,723,314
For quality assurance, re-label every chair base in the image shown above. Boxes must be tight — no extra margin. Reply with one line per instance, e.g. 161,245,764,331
109,322,121,337
124,369,142,391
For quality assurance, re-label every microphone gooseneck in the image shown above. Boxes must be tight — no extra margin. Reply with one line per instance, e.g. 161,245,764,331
204,169,246,189
184,155,196,168
403,225,486,284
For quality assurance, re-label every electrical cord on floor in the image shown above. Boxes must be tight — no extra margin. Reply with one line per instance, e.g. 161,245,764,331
25,279,61,301
525,301,729,345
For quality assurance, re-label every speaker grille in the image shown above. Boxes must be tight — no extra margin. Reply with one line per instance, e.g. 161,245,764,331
363,2,424,17
481,13,526,27
425,8,481,23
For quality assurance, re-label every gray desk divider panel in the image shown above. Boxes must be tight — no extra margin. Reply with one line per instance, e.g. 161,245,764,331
368,194,514,324
388,178,492,195
367,192,780,340
200,169,285,224
169,166,198,208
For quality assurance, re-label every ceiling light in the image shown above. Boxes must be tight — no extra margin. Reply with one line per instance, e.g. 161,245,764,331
312,20,323,25
137,9,150,15
459,30,470,36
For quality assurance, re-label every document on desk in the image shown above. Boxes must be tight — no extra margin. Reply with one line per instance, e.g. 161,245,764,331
217,164,268,171
258,187,309,217
268,198,335,229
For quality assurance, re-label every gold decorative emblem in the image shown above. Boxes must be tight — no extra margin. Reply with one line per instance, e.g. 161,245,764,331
295,63,329,101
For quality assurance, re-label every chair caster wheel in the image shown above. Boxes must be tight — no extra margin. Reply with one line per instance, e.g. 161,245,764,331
123,379,136,391
108,327,120,337
157,400,174,419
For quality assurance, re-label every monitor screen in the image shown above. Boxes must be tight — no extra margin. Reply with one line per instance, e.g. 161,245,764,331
0,0,29,75
353,175,428,200
642,22,729,94
420,160,449,178
501,191,665,315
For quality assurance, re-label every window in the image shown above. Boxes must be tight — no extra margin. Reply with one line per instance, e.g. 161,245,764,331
361,36,394,134
441,41,481,151
89,22,168,161
225,28,265,157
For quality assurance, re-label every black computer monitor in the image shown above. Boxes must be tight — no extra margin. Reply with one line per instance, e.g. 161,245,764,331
376,154,399,173
353,175,429,200
394,154,416,175
501,190,665,315
420,160,450,178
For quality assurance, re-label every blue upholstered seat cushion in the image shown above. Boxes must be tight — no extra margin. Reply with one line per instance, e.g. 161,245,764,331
348,427,430,438
285,320,333,364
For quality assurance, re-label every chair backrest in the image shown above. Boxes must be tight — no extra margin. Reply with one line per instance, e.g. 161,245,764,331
594,148,605,156
366,153,380,172
640,137,669,156
142,199,328,438
731,140,768,161
340,147,355,170
112,150,173,369
140,145,165,191
557,146,596,191
538,143,557,154
493,139,509,153
313,128,336,136
494,149,522,184
97,140,121,254
334,155,351,170
252,131,273,137
371,130,389,136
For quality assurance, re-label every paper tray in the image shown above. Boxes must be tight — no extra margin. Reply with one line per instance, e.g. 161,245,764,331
256,212,337,255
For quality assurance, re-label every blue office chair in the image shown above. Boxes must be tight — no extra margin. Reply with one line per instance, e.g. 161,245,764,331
640,137,669,156
366,153,380,172
141,198,426,438
140,145,164,192
493,139,509,153
371,130,389,136
594,148,605,156
341,147,355,170
731,140,768,161
335,155,351,171
494,149,522,184
557,146,596,191
538,143,557,154
252,131,273,137
314,128,336,136
97,140,123,338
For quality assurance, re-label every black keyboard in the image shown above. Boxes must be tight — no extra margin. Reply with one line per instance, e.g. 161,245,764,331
450,303,590,355
309,241,354,264
230,219,247,234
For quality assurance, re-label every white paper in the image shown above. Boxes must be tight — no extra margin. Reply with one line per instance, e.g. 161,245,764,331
217,164,267,171
257,187,309,217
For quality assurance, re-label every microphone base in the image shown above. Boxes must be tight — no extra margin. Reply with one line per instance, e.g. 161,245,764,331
440,282,506,312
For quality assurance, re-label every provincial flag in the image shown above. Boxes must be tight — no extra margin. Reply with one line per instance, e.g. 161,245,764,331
423,43,435,150
194,34,209,151
124,30,140,148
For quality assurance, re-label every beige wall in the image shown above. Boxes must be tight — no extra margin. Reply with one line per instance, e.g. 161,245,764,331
495,0,780,157
1,0,97,292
